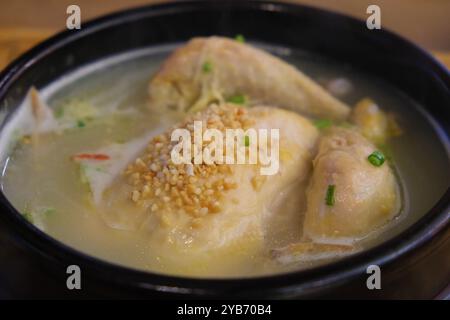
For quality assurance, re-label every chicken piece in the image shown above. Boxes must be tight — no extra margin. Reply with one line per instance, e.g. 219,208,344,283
351,98,402,144
148,36,350,120
100,104,319,253
304,127,400,243
272,242,354,264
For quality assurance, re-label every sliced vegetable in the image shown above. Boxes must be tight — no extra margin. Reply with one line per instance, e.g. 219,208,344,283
77,120,86,128
235,34,245,43
22,210,34,223
202,61,213,73
325,184,336,206
314,119,332,130
227,94,247,105
368,151,385,167
43,207,56,216
244,135,250,147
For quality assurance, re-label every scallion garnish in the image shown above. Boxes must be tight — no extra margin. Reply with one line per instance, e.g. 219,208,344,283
22,211,33,223
235,34,245,43
43,208,55,216
368,150,385,167
54,107,64,119
244,135,250,147
77,120,86,128
325,184,336,206
202,61,212,73
314,119,332,129
227,94,247,105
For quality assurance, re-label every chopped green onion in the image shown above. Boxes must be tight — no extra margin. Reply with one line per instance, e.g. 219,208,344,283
244,135,250,147
43,207,55,216
325,184,336,206
227,94,247,105
314,119,332,129
368,150,385,167
235,34,245,43
54,107,65,118
77,120,86,128
202,61,213,73
22,210,34,223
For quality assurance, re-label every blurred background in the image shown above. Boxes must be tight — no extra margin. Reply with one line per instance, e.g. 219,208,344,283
0,0,449,69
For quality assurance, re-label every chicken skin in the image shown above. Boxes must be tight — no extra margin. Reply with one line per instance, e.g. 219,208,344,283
304,127,400,243
100,103,318,253
148,37,350,120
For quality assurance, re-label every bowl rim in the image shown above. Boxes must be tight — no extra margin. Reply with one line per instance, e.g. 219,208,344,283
0,0,449,296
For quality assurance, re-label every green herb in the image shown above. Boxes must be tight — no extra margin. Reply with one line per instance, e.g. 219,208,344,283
43,207,55,216
202,61,213,73
95,166,107,173
325,185,336,206
77,120,86,128
368,150,385,167
235,34,245,43
54,107,65,118
22,210,34,223
79,163,89,185
227,94,247,105
244,135,250,147
314,119,332,130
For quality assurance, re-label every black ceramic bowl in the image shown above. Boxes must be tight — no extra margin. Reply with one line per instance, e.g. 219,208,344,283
0,1,449,299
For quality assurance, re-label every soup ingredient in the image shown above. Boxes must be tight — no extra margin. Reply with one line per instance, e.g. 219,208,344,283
314,119,332,130
304,127,400,243
26,87,58,135
101,104,318,252
351,98,402,144
21,206,55,230
227,94,247,105
325,184,336,206
367,150,385,167
202,61,213,73
234,34,245,43
73,132,157,205
148,37,350,119
272,241,353,264
351,98,388,144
